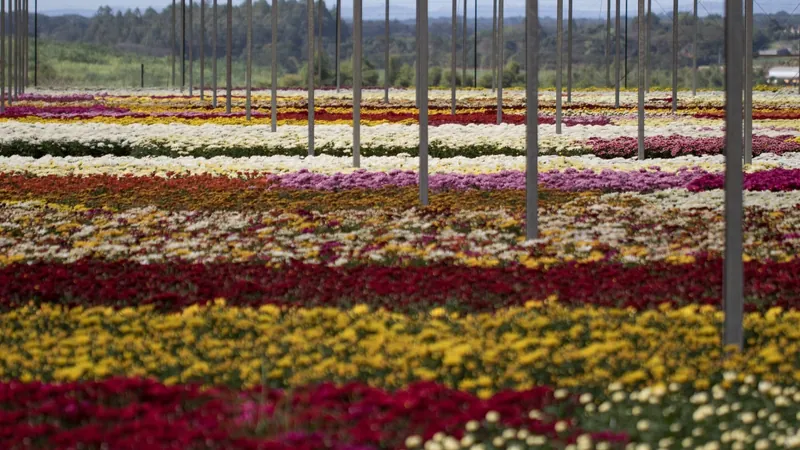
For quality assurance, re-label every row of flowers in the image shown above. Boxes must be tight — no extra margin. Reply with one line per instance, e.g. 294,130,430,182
3,153,800,178
0,189,798,266
1,303,799,390
6,374,798,449
3,165,800,192
2,122,799,159
17,88,800,109
1,258,798,311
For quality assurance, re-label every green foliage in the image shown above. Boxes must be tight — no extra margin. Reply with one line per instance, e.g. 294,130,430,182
31,6,800,89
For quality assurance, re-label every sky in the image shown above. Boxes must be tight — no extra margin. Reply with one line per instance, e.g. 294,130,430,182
36,0,800,21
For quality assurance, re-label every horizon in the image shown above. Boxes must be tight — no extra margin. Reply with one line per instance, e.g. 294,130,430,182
36,0,800,21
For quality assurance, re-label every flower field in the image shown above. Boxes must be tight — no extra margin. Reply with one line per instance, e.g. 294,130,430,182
1,88,800,449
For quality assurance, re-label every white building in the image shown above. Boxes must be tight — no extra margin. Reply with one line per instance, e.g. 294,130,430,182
767,66,800,85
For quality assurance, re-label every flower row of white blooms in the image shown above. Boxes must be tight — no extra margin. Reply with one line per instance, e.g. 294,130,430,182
2,191,797,265
1,121,798,154
2,153,800,177
26,87,800,107
407,378,800,450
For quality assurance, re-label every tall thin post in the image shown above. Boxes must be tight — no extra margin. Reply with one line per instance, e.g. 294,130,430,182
307,0,314,156
672,0,678,113
497,0,503,123
525,0,538,239
615,0,620,107
1,0,5,112
415,0,420,107
33,0,36,87
271,0,278,131
335,0,340,91
556,0,562,133
13,0,17,98
7,0,11,105
246,0,252,121
723,0,744,351
606,0,611,86
181,0,186,91
172,0,176,87
384,0,389,103
567,0,572,103
451,0,456,114
646,0,650,91
200,0,205,100
419,0,428,206
225,0,231,113
354,0,362,167
462,0,467,86
473,0,477,87
141,63,144,87
637,0,645,160
212,0,217,106
692,0,697,95
189,0,193,96
491,0,496,92
744,0,752,163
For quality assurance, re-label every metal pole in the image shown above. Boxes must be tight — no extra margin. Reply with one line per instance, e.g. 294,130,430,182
462,0,467,86
567,0,572,103
672,0,678,113
200,0,205,100
212,0,217,106
335,0,340,91
615,0,620,107
744,0,752,163
246,0,252,121
556,0,562,133
307,0,314,156
172,0,176,88
33,0,36,87
225,0,231,113
497,0,503,123
492,0,496,92
24,0,27,91
474,0,477,87
692,0,697,95
6,0,11,105
141,63,144,88
13,0,16,94
646,0,650,92
420,0,428,206
451,0,456,114
723,0,744,351
354,0,362,167
182,0,186,91
638,0,645,160
525,0,538,239
189,0,194,96
415,0,420,107
1,0,4,112
606,0,611,86
271,0,277,131
385,0,389,103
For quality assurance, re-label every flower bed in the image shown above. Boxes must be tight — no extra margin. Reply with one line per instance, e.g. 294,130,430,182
1,88,799,448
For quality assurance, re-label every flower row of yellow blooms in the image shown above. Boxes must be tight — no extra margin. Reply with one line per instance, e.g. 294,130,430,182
1,301,797,394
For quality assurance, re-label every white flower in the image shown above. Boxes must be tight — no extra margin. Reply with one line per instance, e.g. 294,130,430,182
485,411,500,423
637,420,650,431
465,421,480,432
405,435,423,448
